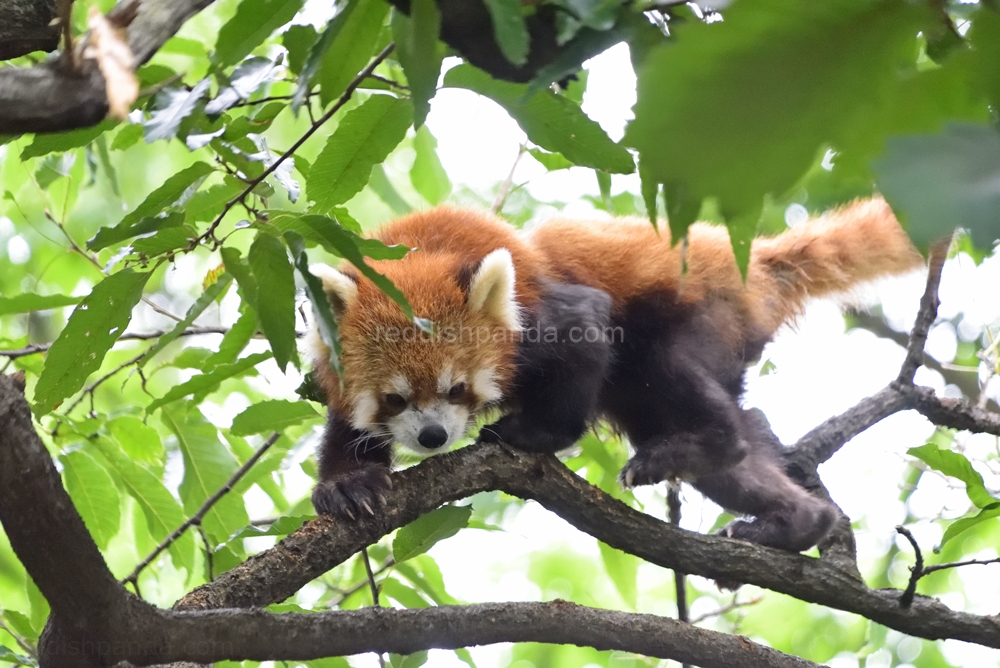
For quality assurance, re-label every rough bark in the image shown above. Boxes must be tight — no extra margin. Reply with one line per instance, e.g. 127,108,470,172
0,0,58,60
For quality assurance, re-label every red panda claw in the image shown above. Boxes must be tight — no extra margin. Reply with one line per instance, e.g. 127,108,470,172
382,473,393,489
361,499,374,515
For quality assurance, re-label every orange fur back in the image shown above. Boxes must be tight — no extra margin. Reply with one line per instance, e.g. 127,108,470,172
529,197,923,338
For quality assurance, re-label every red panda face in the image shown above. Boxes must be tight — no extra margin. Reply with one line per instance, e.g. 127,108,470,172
310,249,521,453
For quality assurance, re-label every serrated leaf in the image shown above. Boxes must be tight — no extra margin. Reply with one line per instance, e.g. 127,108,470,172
230,399,319,436
146,352,271,413
444,63,634,174
90,437,195,573
131,225,198,256
280,213,413,317
32,269,151,414
61,450,120,550
248,234,298,372
107,415,165,469
410,125,451,205
314,0,389,108
139,273,233,367
940,502,1000,547
185,180,245,224
206,57,280,115
287,232,342,376
161,405,249,544
909,443,998,509
144,79,212,143
89,161,213,248
214,0,305,68
483,0,529,66
0,292,81,316
624,0,927,222
874,123,1000,249
391,0,443,128
21,120,117,160
307,95,413,212
88,211,186,252
204,303,258,368
392,505,471,562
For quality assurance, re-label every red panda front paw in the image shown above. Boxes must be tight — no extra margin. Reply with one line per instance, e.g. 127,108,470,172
312,465,393,520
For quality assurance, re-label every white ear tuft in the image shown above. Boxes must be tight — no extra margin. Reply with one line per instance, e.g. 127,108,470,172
468,249,520,330
309,263,357,317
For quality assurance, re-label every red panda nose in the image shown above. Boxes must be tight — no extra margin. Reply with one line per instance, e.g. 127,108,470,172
417,424,448,449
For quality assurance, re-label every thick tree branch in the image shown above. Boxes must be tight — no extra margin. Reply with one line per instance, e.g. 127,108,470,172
0,0,59,60
0,0,218,134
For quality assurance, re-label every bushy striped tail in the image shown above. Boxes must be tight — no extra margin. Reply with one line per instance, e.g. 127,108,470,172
750,198,924,333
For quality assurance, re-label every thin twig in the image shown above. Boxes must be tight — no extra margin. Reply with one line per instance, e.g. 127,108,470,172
689,595,764,625
57,348,148,422
667,484,689,668
492,143,527,214
896,238,950,386
0,326,232,359
330,557,396,607
922,556,1000,577
895,525,923,608
361,547,387,668
197,525,215,581
199,43,396,247
123,432,282,586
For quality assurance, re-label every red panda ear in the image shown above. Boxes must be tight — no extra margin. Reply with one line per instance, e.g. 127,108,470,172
466,249,520,330
309,263,357,319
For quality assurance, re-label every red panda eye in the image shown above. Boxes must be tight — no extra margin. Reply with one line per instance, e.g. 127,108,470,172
448,382,467,399
384,393,407,409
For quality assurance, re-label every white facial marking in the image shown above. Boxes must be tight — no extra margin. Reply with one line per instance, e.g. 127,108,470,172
437,366,454,394
471,368,502,405
351,391,378,431
468,249,521,331
388,400,471,455
388,374,412,397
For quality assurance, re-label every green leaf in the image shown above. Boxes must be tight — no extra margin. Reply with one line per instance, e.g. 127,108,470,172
111,123,144,151
214,0,305,68
283,24,318,76
0,645,32,665
527,148,574,172
226,516,309,544
25,575,49,638
389,651,428,668
382,577,431,608
624,0,927,221
131,225,198,256
0,292,81,316
248,234,299,372
204,303,258,368
206,57,279,115
410,125,451,205
107,415,165,470
393,505,472,562
89,161,213,248
283,213,413,318
394,555,459,605
32,269,151,414
144,80,211,143
940,502,1000,547
908,443,998,509
90,437,195,573
483,0,529,66
21,120,117,160
391,0,443,128
139,273,233,367
146,352,271,413
874,123,1000,249
230,399,319,436
287,231,342,376
185,180,245,224
598,541,638,609
61,450,120,550
444,63,634,174
161,405,249,544
307,95,414,213
87,211,186,252
369,163,413,214
265,211,410,260
313,0,389,108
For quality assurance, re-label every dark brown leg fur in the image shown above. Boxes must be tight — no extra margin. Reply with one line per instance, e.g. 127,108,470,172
312,411,393,519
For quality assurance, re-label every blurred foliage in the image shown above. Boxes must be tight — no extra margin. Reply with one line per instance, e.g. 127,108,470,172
1,0,999,666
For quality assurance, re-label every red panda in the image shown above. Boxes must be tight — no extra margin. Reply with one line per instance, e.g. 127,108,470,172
309,199,922,551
